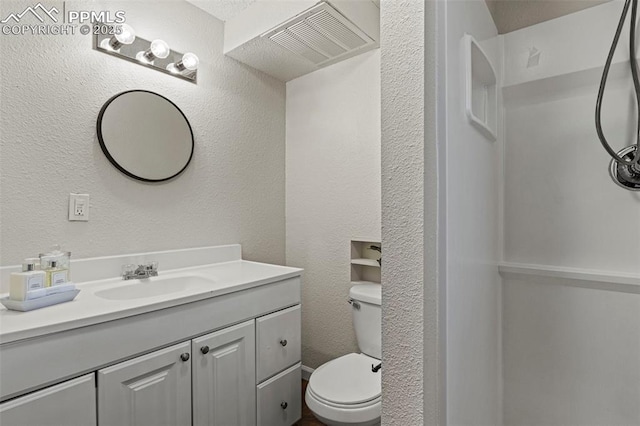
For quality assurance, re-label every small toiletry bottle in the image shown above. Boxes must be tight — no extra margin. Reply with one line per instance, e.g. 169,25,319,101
40,245,71,286
10,258,46,301
44,259,69,287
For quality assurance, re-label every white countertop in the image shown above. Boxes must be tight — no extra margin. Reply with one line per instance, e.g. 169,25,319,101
0,260,302,345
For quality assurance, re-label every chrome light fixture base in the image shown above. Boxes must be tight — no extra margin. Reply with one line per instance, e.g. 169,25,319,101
93,22,198,84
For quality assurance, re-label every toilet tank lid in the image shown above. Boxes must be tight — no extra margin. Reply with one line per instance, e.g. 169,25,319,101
349,283,381,305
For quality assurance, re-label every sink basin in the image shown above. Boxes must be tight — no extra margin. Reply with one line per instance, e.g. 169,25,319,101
95,275,215,300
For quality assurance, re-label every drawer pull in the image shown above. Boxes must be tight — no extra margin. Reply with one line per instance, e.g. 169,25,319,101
180,353,190,362
200,346,210,354
280,401,288,410
279,339,288,347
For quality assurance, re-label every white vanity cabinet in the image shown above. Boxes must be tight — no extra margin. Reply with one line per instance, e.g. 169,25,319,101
0,275,302,426
98,341,192,426
98,320,259,426
192,319,256,426
0,374,96,426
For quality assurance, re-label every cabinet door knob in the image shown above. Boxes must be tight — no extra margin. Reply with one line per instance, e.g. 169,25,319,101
201,346,210,354
280,401,288,410
280,339,288,347
180,353,190,362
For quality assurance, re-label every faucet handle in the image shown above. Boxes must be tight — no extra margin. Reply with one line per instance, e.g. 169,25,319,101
143,261,158,276
122,264,136,276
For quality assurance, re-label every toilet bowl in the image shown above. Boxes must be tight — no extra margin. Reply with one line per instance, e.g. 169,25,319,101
305,353,381,426
306,284,382,426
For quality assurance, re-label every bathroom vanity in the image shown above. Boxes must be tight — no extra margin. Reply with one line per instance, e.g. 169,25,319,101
0,245,302,426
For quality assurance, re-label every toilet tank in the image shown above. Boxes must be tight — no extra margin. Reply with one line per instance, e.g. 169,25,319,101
349,283,381,359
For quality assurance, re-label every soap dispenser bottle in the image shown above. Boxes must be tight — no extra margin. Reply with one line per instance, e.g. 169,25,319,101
10,258,46,301
40,245,71,287
43,259,68,287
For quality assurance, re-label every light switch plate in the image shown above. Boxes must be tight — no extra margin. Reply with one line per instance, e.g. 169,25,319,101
69,193,89,221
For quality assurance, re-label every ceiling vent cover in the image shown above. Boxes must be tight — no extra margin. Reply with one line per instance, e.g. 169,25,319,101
262,2,375,66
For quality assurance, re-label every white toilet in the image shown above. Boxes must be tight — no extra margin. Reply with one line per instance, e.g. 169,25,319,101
305,283,381,426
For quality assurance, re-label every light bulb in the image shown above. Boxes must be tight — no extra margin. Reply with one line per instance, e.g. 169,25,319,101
167,52,199,74
181,53,199,70
150,39,170,59
99,24,136,51
115,24,135,45
136,39,170,64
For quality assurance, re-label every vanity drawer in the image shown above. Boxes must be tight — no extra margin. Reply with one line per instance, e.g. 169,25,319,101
0,374,96,426
256,305,301,382
257,363,301,426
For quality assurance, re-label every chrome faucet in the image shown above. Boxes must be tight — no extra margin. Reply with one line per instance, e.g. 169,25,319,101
122,262,158,280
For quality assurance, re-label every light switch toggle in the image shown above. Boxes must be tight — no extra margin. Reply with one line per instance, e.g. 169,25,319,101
69,193,89,221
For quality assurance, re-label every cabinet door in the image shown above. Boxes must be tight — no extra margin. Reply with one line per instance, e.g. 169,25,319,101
192,319,256,426
98,341,191,426
0,374,96,426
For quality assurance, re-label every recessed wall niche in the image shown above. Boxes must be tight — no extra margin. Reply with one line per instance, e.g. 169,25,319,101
350,239,381,285
465,33,497,141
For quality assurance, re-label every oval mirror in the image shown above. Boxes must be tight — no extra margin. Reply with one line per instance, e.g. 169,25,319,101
97,90,194,182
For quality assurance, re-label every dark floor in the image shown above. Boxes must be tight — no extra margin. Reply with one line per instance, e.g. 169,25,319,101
296,380,326,426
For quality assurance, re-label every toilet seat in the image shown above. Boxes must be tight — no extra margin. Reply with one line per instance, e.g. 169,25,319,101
308,387,381,410
305,353,381,425
308,353,381,405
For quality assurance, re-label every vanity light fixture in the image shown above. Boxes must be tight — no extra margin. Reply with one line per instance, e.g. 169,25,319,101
99,23,136,51
167,52,199,75
136,39,170,64
93,23,198,83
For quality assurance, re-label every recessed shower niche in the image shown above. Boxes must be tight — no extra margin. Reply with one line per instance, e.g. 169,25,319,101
465,34,497,141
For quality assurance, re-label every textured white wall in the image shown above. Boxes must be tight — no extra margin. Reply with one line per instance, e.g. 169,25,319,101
0,0,286,266
381,0,444,423
445,1,502,424
381,0,424,421
502,3,640,424
285,50,381,369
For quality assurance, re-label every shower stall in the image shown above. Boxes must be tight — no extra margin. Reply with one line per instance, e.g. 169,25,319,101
441,1,640,424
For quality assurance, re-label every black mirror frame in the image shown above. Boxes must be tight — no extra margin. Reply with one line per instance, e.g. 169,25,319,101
96,90,195,183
